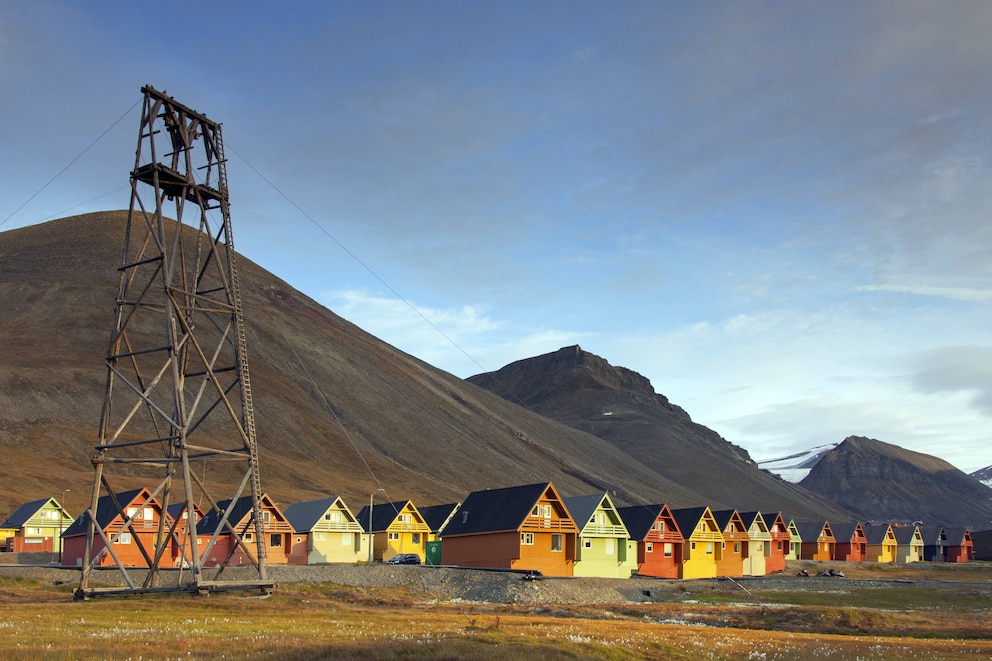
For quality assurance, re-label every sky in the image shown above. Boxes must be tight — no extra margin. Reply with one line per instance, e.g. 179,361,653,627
2,1,991,473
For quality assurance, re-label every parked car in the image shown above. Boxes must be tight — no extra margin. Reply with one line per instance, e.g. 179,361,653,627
386,553,421,565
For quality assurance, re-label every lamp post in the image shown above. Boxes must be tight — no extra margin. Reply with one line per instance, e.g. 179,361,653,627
58,489,70,566
368,488,384,564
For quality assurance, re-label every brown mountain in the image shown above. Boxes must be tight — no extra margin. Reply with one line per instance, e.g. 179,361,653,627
799,436,992,527
467,345,847,519
0,212,845,522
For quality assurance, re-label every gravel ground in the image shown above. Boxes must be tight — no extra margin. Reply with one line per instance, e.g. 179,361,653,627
0,562,924,605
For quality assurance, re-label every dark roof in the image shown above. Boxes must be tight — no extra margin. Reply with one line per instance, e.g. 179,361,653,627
710,509,739,531
197,496,254,536
831,522,864,543
943,526,973,545
355,501,410,533
863,525,893,545
794,522,828,540
920,526,945,545
892,526,921,545
616,504,668,540
671,507,709,536
738,511,762,528
63,488,146,537
284,497,340,533
418,503,460,533
440,483,552,537
0,497,51,529
562,494,606,529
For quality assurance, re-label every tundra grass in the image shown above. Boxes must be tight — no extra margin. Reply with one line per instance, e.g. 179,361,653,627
1,578,991,660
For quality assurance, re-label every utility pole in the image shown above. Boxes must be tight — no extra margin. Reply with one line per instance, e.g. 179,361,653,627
76,86,271,599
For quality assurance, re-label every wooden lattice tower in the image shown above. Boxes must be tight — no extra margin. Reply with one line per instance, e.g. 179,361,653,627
77,86,271,598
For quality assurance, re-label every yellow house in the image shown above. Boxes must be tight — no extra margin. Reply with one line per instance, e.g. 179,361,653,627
739,511,771,576
283,496,369,565
564,493,636,578
865,524,898,563
358,500,430,562
893,525,924,564
671,507,723,579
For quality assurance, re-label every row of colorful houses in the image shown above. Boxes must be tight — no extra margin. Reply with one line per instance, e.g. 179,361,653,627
0,482,978,578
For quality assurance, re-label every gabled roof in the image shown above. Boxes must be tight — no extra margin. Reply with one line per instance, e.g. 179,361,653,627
355,500,419,534
892,526,922,545
166,501,204,522
920,526,945,545
418,503,460,534
711,509,745,533
0,497,52,529
616,503,680,540
441,483,567,537
863,524,894,545
738,511,769,532
943,527,973,545
62,488,149,537
831,522,866,543
196,494,284,536
671,507,710,537
284,497,346,533
795,521,832,541
562,494,606,528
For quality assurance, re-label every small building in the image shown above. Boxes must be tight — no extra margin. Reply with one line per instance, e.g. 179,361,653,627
711,509,748,578
831,522,868,563
864,524,898,563
62,488,172,568
739,511,771,576
785,518,802,560
943,527,973,563
892,525,924,564
564,493,636,578
284,496,368,565
440,482,578,576
196,494,296,567
765,512,790,573
617,503,684,579
921,526,946,562
0,496,74,555
671,507,723,579
166,501,205,568
357,500,431,563
797,521,835,561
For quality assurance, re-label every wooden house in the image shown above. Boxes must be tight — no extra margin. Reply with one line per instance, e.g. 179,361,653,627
283,496,368,565
62,488,172,569
711,509,748,578
797,521,835,561
739,511,771,576
616,503,684,579
671,507,723,579
166,501,206,568
765,512,790,573
831,522,868,562
356,500,431,563
785,519,802,560
563,493,636,578
196,494,295,567
892,525,924,564
943,527,973,563
440,483,578,576
864,524,897,563
921,526,946,562
0,496,73,554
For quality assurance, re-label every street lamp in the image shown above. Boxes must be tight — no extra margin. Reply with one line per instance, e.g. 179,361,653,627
58,489,70,566
368,488,384,564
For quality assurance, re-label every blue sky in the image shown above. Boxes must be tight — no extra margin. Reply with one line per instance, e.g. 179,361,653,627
3,2,991,473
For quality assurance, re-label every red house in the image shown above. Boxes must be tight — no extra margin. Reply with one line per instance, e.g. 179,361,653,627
616,503,684,579
943,527,973,563
62,487,174,569
765,512,790,573
831,522,867,562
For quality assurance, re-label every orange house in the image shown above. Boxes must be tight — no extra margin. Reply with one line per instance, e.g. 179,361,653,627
797,521,835,561
831,522,867,562
765,512,790,573
62,487,174,569
616,503,684,579
711,509,748,578
196,494,296,567
440,482,578,576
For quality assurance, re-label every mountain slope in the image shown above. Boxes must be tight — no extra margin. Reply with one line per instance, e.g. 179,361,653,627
799,436,992,526
0,212,687,515
758,444,839,483
971,466,992,489
467,346,847,519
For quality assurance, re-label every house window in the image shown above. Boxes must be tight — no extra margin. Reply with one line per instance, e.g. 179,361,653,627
645,542,653,553
27,527,43,536
531,504,551,518
584,539,592,549
777,541,783,550
734,542,741,554
325,512,343,523
126,507,138,519
663,543,673,558
605,538,615,555
270,533,282,547
243,533,253,542
706,542,713,555
594,512,607,525
314,532,327,542
690,541,696,550
398,514,413,524
119,533,132,544
551,534,563,552
652,521,665,532
144,507,153,521
412,533,421,545
721,542,726,550
521,532,535,545
342,533,353,546
262,511,271,522
42,510,59,520
388,532,400,541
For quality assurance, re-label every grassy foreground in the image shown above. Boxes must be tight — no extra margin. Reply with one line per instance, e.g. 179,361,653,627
1,563,990,660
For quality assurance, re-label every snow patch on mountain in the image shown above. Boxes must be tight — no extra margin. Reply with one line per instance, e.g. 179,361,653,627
757,444,838,483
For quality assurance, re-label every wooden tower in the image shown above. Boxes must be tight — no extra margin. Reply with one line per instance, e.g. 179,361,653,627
76,86,271,597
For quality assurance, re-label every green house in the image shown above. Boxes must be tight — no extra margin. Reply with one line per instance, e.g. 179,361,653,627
0,497,74,554
563,492,636,578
